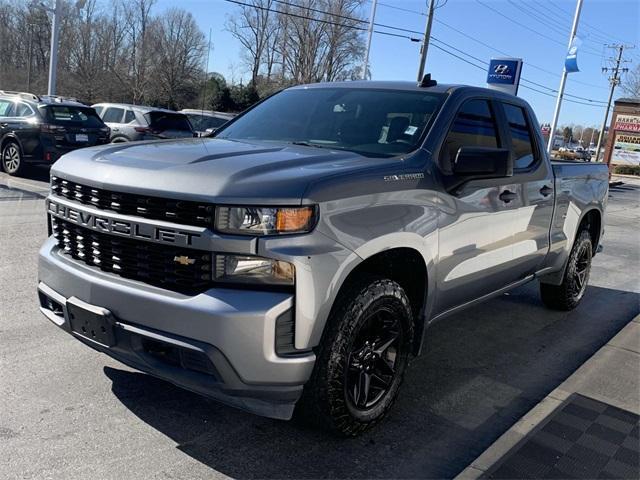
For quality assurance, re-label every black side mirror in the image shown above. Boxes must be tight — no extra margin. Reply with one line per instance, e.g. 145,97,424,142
453,146,513,178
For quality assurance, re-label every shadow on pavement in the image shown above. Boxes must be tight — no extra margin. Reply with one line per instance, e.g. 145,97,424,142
104,283,639,479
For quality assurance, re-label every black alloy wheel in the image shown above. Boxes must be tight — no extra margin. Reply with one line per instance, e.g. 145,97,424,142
345,306,402,411
540,229,593,310
297,277,414,436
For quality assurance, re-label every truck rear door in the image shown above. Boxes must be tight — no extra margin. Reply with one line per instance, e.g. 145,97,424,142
496,101,554,278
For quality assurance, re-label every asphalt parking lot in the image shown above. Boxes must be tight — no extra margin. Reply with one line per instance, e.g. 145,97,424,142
1,169,638,480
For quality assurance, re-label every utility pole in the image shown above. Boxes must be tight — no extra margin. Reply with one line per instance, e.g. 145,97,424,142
547,0,583,155
416,0,436,82
362,0,377,80
594,44,632,162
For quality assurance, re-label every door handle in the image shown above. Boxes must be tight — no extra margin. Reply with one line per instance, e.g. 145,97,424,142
0,123,7,127
540,185,553,197
499,190,517,203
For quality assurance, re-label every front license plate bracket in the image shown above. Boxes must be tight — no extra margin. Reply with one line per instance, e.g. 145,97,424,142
67,297,116,347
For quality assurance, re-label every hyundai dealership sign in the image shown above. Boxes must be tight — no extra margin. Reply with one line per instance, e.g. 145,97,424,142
486,58,523,96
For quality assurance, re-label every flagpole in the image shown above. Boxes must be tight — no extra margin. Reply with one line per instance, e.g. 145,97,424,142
547,0,584,155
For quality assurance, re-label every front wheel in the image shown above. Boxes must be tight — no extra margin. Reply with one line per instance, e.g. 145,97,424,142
540,229,593,310
297,277,414,436
2,141,26,176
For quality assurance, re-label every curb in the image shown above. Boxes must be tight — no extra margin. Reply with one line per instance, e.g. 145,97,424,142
455,314,640,479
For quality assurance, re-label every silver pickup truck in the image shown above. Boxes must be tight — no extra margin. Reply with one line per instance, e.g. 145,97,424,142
38,81,608,436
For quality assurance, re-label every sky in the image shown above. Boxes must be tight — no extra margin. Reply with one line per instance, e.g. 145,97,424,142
155,0,640,127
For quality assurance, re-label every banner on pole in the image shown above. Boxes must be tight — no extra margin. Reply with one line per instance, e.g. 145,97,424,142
486,58,523,96
565,37,581,73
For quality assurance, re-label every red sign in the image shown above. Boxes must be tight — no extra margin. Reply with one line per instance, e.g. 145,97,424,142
614,114,640,132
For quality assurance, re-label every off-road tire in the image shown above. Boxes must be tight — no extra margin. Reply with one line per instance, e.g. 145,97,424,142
297,277,414,437
1,141,26,176
540,229,593,310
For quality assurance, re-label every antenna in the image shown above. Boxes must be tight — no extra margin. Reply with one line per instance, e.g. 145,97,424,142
418,73,437,88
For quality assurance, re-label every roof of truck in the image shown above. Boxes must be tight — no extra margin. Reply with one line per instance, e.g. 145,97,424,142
289,81,523,101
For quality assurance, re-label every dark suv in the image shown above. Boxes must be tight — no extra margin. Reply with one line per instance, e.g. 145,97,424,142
0,91,110,176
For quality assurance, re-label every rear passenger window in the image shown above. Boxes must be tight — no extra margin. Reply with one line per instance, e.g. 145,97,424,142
440,99,500,173
102,107,124,123
0,100,15,117
15,103,34,117
503,103,536,169
124,110,136,123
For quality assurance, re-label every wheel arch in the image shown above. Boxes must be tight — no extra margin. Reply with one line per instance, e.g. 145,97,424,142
1,133,24,153
540,206,602,286
580,208,602,254
327,246,431,356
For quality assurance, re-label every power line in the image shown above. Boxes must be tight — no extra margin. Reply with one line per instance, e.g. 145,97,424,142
374,0,612,88
507,0,572,39
226,0,609,107
546,0,635,48
431,17,608,90
475,0,602,57
225,0,418,41
519,0,624,53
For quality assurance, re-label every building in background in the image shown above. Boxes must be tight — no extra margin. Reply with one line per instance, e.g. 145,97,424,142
604,97,640,166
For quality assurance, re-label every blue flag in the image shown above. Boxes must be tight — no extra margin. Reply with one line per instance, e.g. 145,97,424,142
565,37,581,73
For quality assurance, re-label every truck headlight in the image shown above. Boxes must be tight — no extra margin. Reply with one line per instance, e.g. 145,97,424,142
214,254,294,286
215,206,316,235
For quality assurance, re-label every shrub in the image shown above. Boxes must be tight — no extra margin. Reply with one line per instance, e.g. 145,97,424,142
613,165,640,176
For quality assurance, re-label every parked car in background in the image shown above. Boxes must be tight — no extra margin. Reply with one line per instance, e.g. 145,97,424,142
179,109,235,136
0,91,109,176
92,103,195,142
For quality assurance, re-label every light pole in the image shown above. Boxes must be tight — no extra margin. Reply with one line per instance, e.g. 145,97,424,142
41,0,86,96
47,0,61,95
547,0,583,155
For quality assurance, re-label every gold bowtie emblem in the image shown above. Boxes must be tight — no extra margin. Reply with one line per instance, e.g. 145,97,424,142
173,255,195,266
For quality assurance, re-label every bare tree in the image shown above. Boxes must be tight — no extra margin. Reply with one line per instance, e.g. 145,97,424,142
226,0,277,85
621,64,640,98
153,8,206,108
225,0,365,86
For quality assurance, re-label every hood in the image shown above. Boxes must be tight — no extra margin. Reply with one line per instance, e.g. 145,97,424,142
51,138,385,204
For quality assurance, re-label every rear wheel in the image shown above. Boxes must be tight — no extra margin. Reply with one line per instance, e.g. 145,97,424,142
540,229,593,310
2,141,26,176
297,277,414,436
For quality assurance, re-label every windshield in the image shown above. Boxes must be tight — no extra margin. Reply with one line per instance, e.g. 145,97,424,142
216,88,444,157
145,112,193,132
186,113,229,131
42,106,105,128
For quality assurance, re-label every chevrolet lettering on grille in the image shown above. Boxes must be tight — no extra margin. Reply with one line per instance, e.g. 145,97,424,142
47,199,202,247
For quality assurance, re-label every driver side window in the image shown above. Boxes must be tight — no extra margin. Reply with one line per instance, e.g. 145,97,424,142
440,99,500,174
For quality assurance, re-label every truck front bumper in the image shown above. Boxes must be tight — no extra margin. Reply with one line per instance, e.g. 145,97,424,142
38,237,316,420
